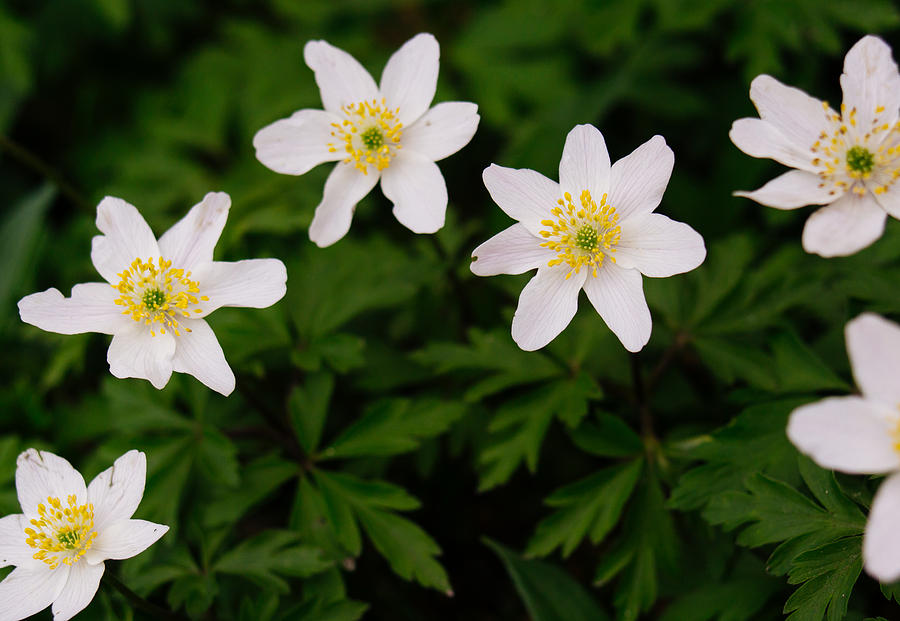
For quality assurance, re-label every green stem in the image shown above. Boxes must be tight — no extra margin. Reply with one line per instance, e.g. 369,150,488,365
102,571,186,620
0,133,91,212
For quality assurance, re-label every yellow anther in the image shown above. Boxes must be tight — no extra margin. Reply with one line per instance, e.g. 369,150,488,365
24,495,96,569
539,189,621,279
113,256,203,336
327,98,403,175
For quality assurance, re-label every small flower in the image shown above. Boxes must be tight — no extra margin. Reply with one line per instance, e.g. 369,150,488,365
788,313,900,582
0,449,167,621
730,35,900,257
471,124,706,352
18,192,287,396
253,33,480,247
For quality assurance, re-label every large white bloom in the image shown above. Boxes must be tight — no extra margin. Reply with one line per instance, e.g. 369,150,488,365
253,33,480,247
788,313,900,582
0,449,167,621
730,35,900,257
17,192,287,396
471,124,706,352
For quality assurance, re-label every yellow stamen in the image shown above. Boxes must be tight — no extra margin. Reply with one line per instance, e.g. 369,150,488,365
24,496,96,569
113,256,202,336
328,98,403,175
539,189,620,279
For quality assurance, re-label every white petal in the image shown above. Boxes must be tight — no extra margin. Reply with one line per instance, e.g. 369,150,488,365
614,213,706,277
0,565,69,621
253,109,343,176
86,519,168,563
303,40,378,115
482,164,560,237
748,75,828,155
382,152,447,234
192,259,287,315
841,35,900,133
18,283,128,335
309,163,380,248
87,451,146,533
470,223,554,277
511,264,586,351
0,514,41,569
787,396,900,474
402,102,479,162
559,124,611,200
734,170,838,209
608,135,674,221
582,263,651,353
873,186,900,220
16,450,87,519
729,118,819,172
379,33,439,125
801,191,887,257
846,313,900,407
157,192,229,269
90,197,160,284
51,562,104,621
864,471,900,582
172,318,235,397
107,325,175,390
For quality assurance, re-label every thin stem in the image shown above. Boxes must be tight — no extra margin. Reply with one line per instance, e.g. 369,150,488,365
645,332,688,394
0,133,91,212
102,572,187,620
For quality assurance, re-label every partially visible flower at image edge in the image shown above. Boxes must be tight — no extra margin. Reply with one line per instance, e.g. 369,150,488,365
470,124,706,352
0,449,167,621
788,312,900,582
17,192,287,396
730,35,900,257
253,32,480,247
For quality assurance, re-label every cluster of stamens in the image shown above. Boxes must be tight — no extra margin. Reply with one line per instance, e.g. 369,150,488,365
539,190,621,279
113,257,207,336
24,496,97,569
811,102,900,197
328,98,403,175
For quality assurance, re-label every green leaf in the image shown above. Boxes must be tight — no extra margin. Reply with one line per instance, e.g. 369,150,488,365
204,455,298,528
783,538,863,621
214,530,333,592
570,413,643,458
0,185,53,324
485,538,610,621
288,372,335,454
770,330,850,393
526,459,643,557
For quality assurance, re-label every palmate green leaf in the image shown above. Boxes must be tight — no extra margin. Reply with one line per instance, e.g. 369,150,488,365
485,538,611,621
413,327,563,402
569,413,644,458
479,377,603,491
784,538,863,621
204,454,298,529
319,398,465,460
214,530,333,593
288,372,334,454
526,459,643,557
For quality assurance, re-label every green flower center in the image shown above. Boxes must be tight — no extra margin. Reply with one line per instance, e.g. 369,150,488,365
361,126,385,150
142,288,166,311
57,530,80,549
574,225,599,251
846,145,875,174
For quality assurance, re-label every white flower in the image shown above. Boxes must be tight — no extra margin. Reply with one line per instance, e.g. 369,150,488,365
17,192,287,396
470,124,706,352
788,313,900,582
253,33,480,247
0,449,167,621
730,35,900,257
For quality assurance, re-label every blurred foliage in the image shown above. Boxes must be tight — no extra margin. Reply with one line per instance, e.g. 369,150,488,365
3,0,900,619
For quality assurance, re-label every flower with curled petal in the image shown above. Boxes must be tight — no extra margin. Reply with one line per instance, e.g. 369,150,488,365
788,313,900,583
17,192,287,396
471,124,706,352
253,32,480,247
0,449,167,621
731,35,900,257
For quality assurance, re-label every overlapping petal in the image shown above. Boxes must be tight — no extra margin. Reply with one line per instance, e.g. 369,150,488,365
107,325,175,390
252,109,343,176
87,450,146,532
382,152,448,234
0,566,69,621
51,561,104,621
801,192,886,257
309,162,380,247
846,313,900,407
16,450,87,518
729,118,820,172
0,514,40,569
402,102,480,162
90,197,160,284
303,40,378,114
863,471,900,582
171,318,235,397
482,164,559,237
583,263,651,352
18,283,129,336
734,170,838,210
559,124,610,200
379,33,439,125
614,213,706,277
157,191,230,268
470,224,554,277
608,135,674,222
747,75,827,154
511,264,586,351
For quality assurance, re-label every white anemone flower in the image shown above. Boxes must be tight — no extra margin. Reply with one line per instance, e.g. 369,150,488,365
0,449,167,621
730,35,900,257
17,192,287,396
253,32,480,247
788,313,900,582
471,124,706,352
